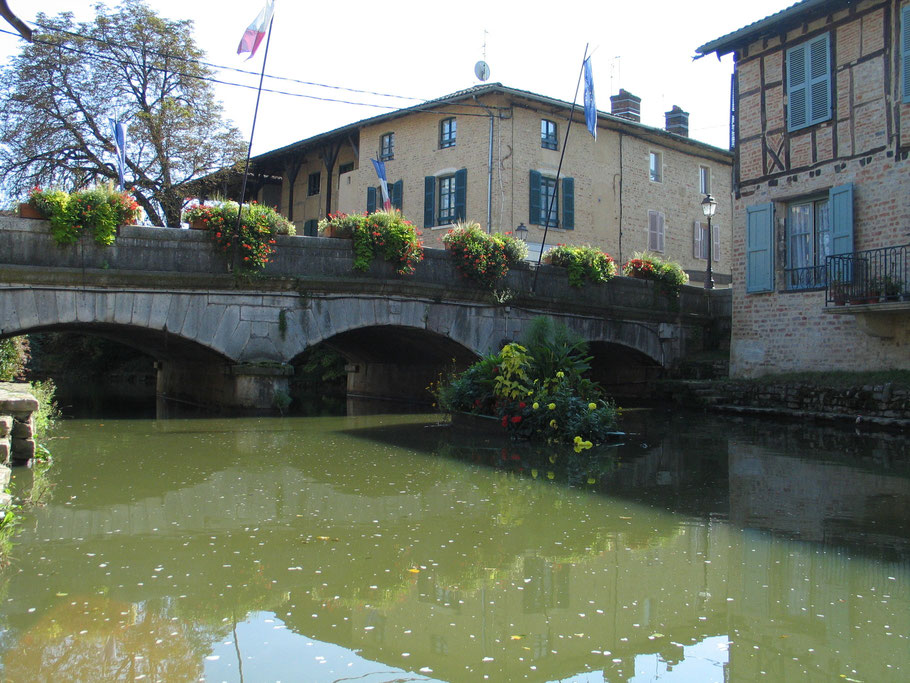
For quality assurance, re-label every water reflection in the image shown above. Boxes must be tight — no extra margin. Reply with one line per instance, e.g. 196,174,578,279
1,411,907,681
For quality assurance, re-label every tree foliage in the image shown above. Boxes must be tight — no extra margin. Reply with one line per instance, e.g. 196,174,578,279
0,0,246,226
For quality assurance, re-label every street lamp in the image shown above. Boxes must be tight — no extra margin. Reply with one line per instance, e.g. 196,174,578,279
515,222,528,242
701,194,717,290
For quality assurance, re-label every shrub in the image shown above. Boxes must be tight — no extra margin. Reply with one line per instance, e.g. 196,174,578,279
206,202,279,275
622,251,689,298
443,222,519,289
544,244,616,287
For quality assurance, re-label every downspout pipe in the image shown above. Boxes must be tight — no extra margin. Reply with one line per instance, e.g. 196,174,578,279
474,95,495,233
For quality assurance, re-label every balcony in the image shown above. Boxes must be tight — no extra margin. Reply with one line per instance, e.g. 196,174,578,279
824,244,910,337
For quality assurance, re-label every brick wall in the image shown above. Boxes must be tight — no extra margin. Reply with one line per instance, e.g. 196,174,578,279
728,0,910,377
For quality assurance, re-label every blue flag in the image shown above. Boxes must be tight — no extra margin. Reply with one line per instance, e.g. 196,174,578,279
110,118,127,190
583,57,596,140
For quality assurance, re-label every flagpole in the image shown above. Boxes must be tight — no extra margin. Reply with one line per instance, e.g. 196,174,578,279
532,44,590,294
234,11,275,265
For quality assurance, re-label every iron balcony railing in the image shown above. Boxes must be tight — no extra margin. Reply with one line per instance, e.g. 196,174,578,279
825,244,910,306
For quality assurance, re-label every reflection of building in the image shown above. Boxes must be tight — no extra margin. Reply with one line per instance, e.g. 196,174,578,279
696,0,910,376
245,83,733,284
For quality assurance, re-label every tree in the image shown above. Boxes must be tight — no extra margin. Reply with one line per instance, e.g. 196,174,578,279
0,1,246,226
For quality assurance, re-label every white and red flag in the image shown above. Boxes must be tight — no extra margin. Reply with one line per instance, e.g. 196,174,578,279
237,1,275,60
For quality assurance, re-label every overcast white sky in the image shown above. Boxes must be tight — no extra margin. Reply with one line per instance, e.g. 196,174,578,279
1,0,795,154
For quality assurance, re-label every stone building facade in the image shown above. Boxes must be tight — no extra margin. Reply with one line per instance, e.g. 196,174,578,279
697,0,910,377
246,84,733,284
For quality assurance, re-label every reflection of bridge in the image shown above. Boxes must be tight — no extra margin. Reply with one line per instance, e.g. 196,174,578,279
0,217,730,411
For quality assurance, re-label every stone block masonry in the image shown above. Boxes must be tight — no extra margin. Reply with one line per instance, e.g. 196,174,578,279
0,382,40,512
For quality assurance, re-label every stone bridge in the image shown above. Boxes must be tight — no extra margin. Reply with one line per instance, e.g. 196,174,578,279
0,217,730,412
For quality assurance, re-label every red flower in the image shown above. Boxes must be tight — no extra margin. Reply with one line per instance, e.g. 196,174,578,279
511,415,522,424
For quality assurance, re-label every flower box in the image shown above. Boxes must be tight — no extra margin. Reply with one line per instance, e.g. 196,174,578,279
18,202,44,219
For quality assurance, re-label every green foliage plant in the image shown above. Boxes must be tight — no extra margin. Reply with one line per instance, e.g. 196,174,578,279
622,251,689,298
443,222,521,289
320,210,423,275
0,337,29,381
544,244,617,287
191,201,284,275
437,317,620,447
28,185,140,246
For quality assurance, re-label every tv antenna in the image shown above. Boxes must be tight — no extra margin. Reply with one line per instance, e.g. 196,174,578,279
474,29,490,82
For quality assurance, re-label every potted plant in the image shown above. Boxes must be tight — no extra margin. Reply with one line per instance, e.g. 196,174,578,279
829,279,848,306
543,244,616,288
443,222,525,289
23,187,67,220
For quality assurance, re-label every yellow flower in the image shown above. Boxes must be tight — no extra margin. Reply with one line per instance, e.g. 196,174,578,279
573,444,583,453
547,471,555,480
531,469,538,478
588,402,597,410
532,402,539,410
548,403,556,410
587,477,596,484
556,371,564,378
574,436,583,444
549,419,557,428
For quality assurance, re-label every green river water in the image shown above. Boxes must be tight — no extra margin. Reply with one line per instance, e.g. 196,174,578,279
1,407,907,682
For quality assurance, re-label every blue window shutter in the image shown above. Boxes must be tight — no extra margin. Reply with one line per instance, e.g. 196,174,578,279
829,183,853,255
304,219,318,237
561,177,574,229
787,34,830,130
366,186,376,213
746,203,774,293
787,43,808,130
454,168,467,221
807,34,831,125
392,180,403,210
902,5,910,103
529,170,541,224
424,176,435,227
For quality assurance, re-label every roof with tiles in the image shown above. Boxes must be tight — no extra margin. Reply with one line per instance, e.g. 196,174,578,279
696,0,855,57
252,82,731,167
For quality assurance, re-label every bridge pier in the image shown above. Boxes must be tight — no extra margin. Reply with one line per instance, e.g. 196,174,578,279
345,362,439,405
156,360,293,415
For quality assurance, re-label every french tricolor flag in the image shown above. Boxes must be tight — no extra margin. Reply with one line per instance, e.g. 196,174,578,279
237,1,275,60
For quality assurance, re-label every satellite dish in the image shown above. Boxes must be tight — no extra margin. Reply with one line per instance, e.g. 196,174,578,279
474,60,490,82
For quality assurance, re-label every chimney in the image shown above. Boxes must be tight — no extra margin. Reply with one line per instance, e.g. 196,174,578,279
665,105,689,137
610,89,641,122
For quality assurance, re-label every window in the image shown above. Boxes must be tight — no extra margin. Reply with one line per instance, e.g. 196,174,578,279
303,219,318,236
438,175,457,223
307,172,320,196
694,221,720,261
699,166,711,194
366,180,402,212
540,177,558,226
528,171,574,229
439,118,456,148
423,169,466,227
786,33,831,131
745,184,853,294
541,119,557,150
648,210,665,252
903,5,910,103
339,162,354,175
380,132,394,160
649,152,662,183
786,197,831,289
